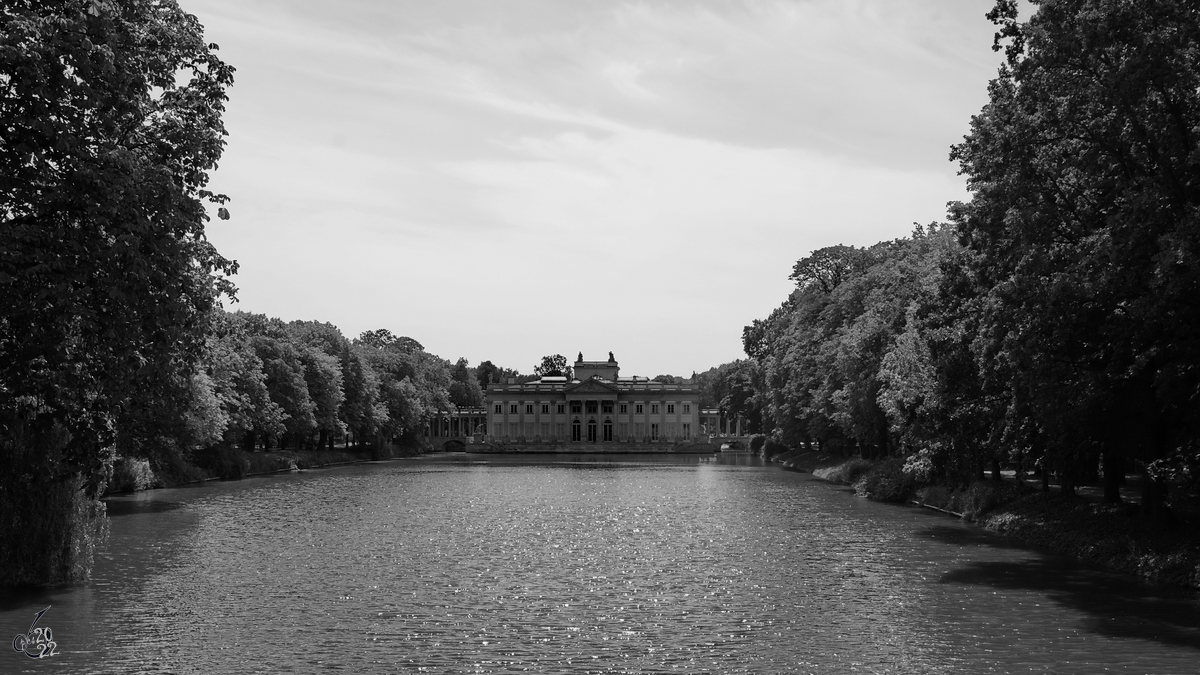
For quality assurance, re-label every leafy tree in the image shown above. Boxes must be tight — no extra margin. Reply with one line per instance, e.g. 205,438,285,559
297,345,345,449
338,345,386,446
951,0,1200,513
0,0,235,585
534,354,573,379
357,329,423,354
354,330,450,445
448,358,485,407
788,245,871,293
205,316,285,450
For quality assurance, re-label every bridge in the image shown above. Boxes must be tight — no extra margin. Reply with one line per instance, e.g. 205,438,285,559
431,435,486,452
708,435,755,450
425,406,489,452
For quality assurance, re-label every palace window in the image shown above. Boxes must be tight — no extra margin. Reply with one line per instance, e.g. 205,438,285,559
556,423,565,438
651,423,659,440
586,401,598,414
526,404,534,414
524,422,534,437
602,401,613,414
635,404,643,414
509,422,519,437
683,404,691,414
557,404,565,414
509,404,518,414
651,404,659,414
667,404,675,414
541,404,549,414
682,423,691,437
541,422,549,438
667,423,676,437
619,423,628,439
571,401,582,414
619,404,628,414
494,404,502,414
635,422,645,438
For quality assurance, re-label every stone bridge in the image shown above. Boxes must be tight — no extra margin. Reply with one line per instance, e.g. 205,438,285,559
709,435,755,450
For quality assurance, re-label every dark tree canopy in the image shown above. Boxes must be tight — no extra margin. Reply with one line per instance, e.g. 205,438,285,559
1,0,235,585
736,1,1200,518
788,245,870,294
0,0,235,486
534,354,573,379
951,0,1200,503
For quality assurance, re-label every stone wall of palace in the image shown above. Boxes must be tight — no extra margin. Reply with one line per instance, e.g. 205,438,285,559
486,383,701,444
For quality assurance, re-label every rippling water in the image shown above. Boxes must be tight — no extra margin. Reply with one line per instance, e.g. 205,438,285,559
2,454,1197,673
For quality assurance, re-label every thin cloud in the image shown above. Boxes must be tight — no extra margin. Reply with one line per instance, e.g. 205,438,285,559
191,0,1003,374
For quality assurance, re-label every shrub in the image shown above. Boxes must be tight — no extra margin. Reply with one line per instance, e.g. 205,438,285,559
161,450,208,485
749,435,767,454
0,472,108,587
762,439,789,459
957,481,1024,522
915,485,953,510
244,452,293,475
813,458,874,484
368,441,394,461
855,456,918,502
109,457,158,493
192,445,249,480
902,449,938,484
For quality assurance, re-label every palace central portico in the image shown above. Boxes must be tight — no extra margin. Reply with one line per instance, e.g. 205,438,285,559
486,352,701,446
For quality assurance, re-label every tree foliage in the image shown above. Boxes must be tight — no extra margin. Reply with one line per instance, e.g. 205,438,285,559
534,354,573,379
0,0,236,585
740,1,1200,518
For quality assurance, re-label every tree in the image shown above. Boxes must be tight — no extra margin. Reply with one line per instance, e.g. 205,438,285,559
0,0,235,585
448,358,485,407
354,331,451,446
534,354,573,379
788,245,871,294
951,0,1200,513
206,315,284,450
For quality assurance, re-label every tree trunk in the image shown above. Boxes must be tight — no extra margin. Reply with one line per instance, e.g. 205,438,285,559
1060,468,1075,497
1102,443,1123,503
1141,476,1170,525
991,456,1002,482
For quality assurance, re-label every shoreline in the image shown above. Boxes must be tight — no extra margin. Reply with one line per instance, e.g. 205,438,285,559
771,451,1200,589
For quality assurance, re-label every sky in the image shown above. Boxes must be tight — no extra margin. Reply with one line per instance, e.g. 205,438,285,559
191,0,1009,377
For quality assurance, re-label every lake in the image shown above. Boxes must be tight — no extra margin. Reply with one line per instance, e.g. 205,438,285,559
2,453,1197,673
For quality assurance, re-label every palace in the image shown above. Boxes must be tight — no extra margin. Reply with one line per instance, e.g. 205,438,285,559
486,352,700,445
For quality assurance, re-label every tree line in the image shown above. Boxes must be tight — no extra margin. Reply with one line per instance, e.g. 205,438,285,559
127,311,500,468
738,1,1200,518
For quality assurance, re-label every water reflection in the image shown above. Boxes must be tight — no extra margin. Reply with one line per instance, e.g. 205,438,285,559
0,455,1195,674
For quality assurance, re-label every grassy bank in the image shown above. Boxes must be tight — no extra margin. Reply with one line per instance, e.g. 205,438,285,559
105,437,433,496
792,455,1200,589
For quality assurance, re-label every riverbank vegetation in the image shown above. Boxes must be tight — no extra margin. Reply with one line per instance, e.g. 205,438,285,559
735,2,1200,585
0,2,517,587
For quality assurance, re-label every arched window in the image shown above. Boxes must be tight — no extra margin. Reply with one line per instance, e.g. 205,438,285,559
587,419,598,443
571,419,582,442
603,419,613,442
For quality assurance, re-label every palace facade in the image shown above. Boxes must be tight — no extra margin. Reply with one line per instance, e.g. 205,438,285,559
486,352,700,445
